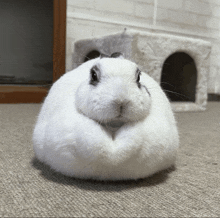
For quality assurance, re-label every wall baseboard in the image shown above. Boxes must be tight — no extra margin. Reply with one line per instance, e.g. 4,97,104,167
0,86,49,103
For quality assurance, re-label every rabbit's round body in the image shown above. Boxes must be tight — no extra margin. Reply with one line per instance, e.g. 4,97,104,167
33,56,179,180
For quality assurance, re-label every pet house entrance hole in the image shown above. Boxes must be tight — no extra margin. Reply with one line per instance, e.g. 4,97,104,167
160,52,197,102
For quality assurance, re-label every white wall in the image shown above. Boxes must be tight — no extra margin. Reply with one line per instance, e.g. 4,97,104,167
66,0,220,94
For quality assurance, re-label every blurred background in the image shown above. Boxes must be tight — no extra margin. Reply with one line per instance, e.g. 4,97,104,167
66,0,220,99
0,0,220,102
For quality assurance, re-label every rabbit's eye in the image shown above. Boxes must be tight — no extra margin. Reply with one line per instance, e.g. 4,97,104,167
90,66,99,85
136,69,141,82
136,68,141,88
137,73,140,83
92,70,98,81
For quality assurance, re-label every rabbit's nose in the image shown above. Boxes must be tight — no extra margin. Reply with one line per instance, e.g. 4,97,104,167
113,99,130,114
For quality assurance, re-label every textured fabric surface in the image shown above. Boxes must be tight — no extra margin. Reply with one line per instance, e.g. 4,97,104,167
0,103,219,217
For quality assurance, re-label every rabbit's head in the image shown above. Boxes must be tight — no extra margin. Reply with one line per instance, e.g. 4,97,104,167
75,54,151,131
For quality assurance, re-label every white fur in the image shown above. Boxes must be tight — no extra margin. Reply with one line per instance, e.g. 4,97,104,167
33,57,179,180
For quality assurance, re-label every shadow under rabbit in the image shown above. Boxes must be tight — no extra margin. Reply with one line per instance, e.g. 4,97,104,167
31,157,176,192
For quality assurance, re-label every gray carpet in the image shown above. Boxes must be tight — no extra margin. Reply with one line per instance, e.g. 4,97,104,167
0,102,219,217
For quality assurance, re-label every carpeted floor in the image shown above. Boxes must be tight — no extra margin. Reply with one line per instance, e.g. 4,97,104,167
0,102,219,217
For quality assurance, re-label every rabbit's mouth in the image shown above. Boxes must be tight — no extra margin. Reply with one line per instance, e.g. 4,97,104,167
101,120,125,132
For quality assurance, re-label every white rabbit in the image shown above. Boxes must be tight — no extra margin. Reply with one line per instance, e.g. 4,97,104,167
33,53,179,181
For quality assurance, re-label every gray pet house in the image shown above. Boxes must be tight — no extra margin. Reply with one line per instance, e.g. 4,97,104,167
72,30,211,112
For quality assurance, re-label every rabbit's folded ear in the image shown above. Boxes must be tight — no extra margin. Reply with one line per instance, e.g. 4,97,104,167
110,52,124,59
100,53,110,58
100,52,124,59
